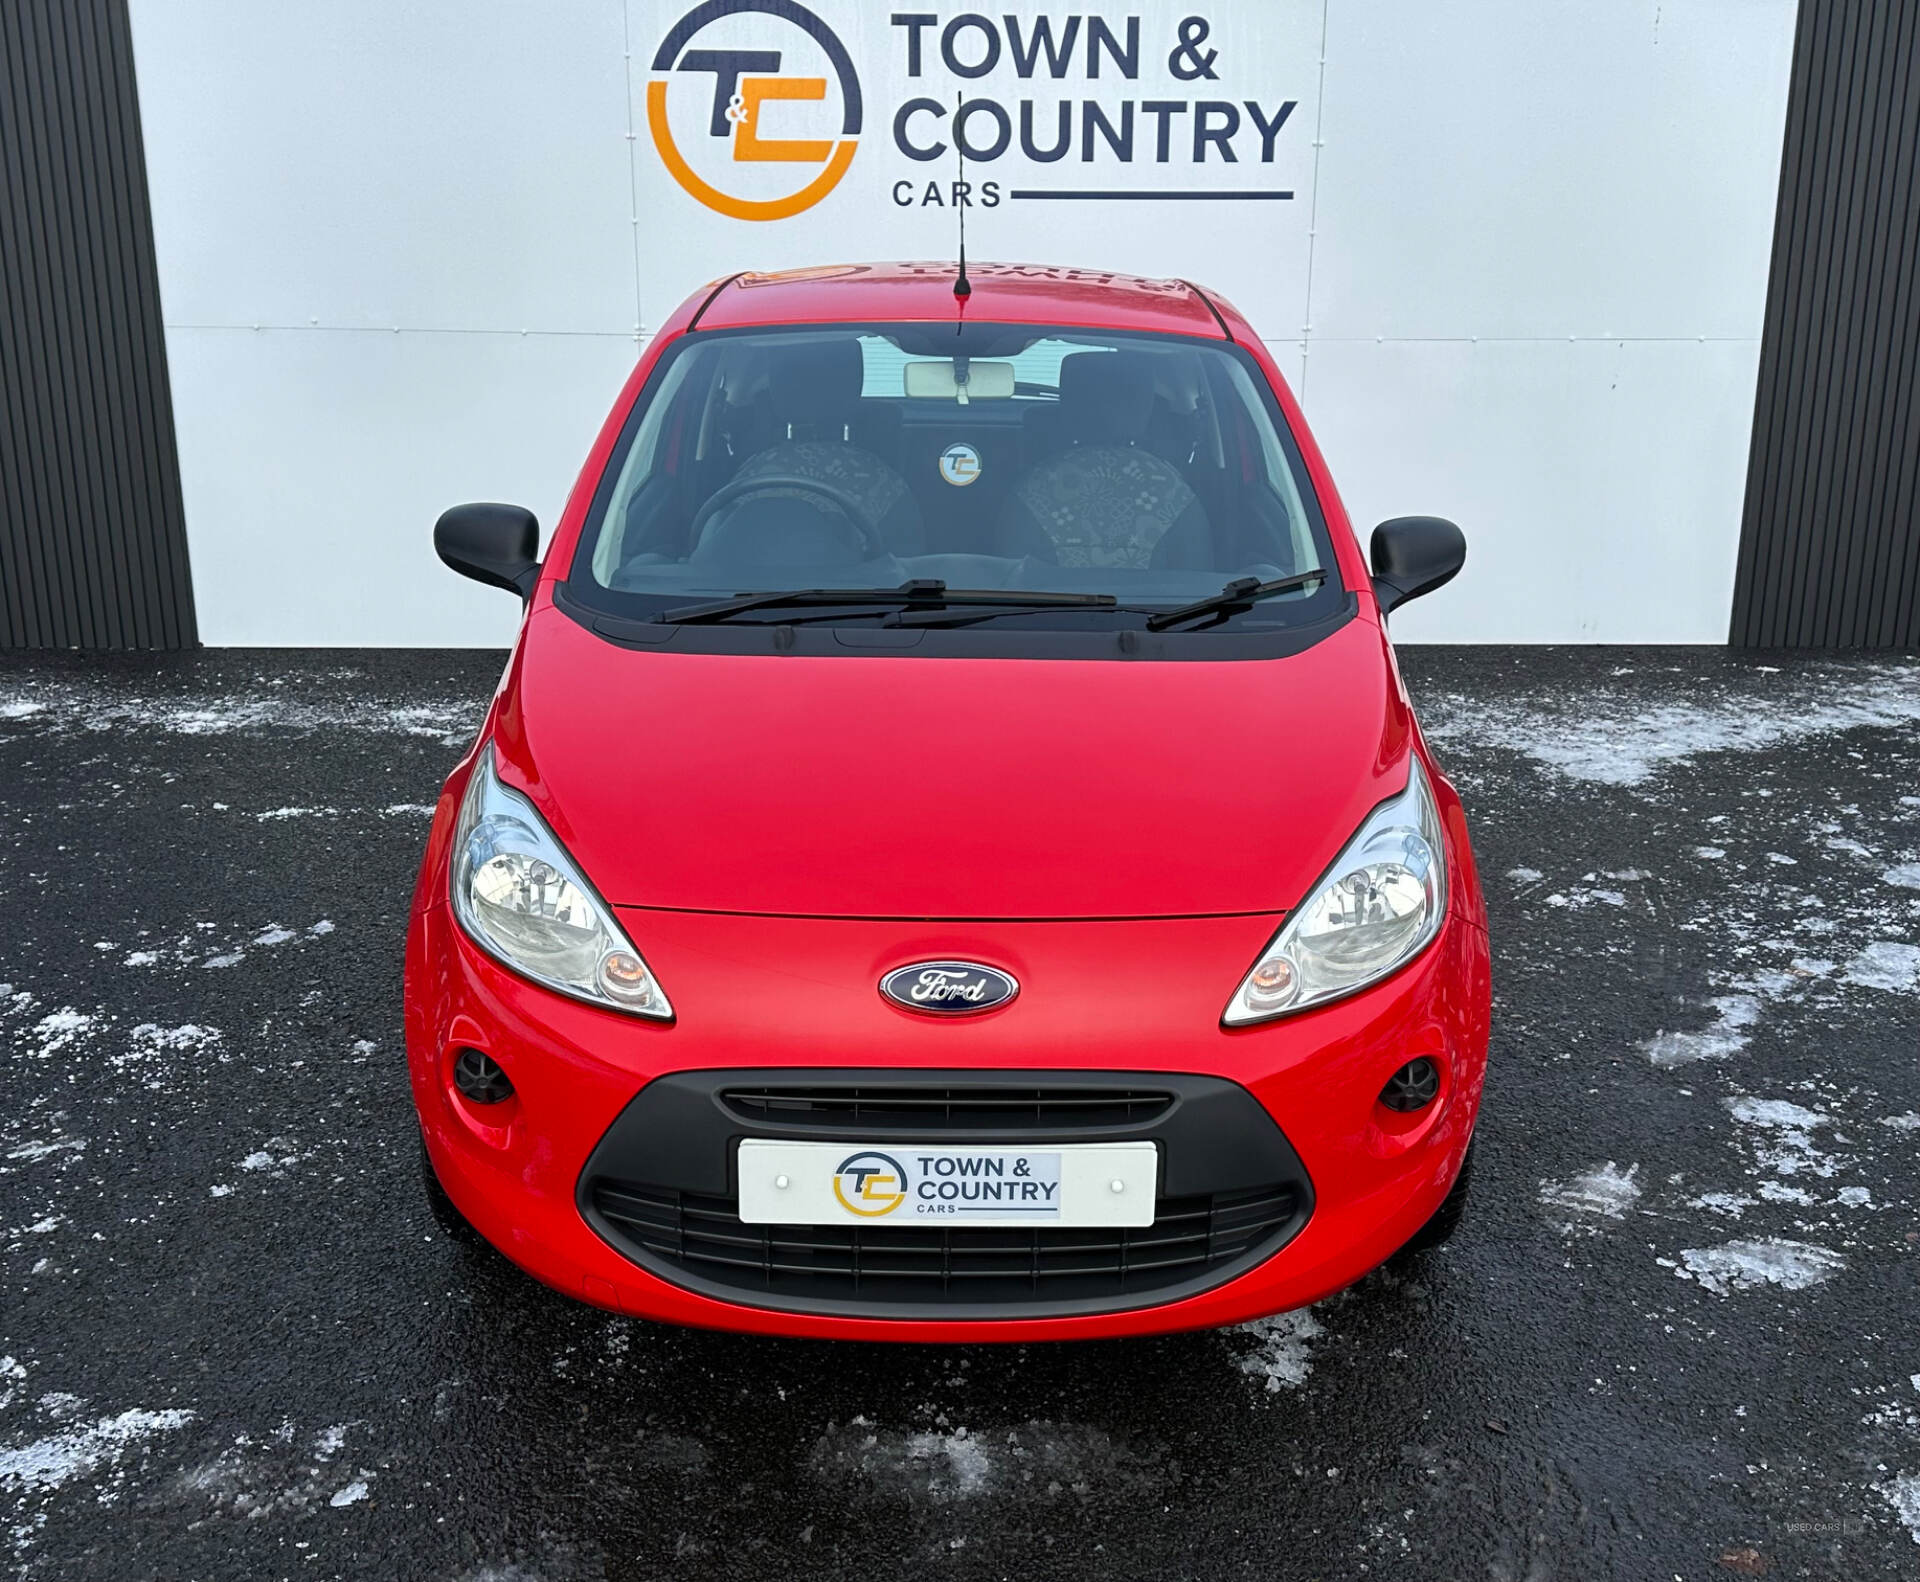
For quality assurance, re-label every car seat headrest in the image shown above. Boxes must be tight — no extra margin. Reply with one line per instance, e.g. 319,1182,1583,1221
769,337,864,428
1059,351,1158,445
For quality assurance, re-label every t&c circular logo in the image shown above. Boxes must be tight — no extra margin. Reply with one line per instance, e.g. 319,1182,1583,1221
648,0,862,221
938,442,982,487
832,1150,907,1217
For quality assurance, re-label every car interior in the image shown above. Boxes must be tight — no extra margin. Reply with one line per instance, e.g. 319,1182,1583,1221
584,326,1328,607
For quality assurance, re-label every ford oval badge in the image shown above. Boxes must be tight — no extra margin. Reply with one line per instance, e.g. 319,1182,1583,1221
880,961,1018,1015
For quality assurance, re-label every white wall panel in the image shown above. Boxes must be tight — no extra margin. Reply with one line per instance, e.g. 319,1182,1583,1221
1308,337,1767,643
1308,0,1796,343
1296,0,1796,643
166,328,634,645
125,0,1798,645
130,0,635,335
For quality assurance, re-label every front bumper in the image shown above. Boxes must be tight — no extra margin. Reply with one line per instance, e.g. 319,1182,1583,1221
580,1069,1315,1319
404,893,1491,1342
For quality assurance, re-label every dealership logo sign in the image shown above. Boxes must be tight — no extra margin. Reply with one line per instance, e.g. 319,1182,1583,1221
649,7,1300,220
832,1150,907,1216
648,0,862,221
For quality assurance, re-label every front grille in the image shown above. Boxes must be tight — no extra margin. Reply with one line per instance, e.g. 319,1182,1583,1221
718,1083,1173,1131
588,1179,1299,1308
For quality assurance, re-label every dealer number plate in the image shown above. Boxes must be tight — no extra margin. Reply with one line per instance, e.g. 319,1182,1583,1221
735,1140,1158,1228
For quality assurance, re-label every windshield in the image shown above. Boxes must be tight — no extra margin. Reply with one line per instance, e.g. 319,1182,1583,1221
567,322,1340,631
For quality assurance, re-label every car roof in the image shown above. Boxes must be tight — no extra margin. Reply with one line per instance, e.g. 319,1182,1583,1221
691,261,1228,339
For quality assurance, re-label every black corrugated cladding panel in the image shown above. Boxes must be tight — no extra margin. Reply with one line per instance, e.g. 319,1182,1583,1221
0,0,195,648
1733,0,1920,648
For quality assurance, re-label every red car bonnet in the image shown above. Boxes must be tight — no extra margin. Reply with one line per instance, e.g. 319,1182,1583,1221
489,606,1414,919
487,264,1405,920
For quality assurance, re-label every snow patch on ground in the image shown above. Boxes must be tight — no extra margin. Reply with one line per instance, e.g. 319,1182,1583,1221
1726,1096,1844,1179
235,1139,307,1178
1688,1191,1754,1218
1844,941,1920,992
119,918,338,972
1729,1097,1826,1130
0,679,478,744
1882,1113,1920,1132
1233,1308,1326,1392
128,1023,218,1054
111,1024,222,1085
1419,662,1920,786
1540,1162,1641,1232
1673,1238,1845,1296
808,1421,993,1503
178,1423,372,1521
24,1011,95,1059
1880,1473,1920,1545
1642,995,1760,1067
808,1418,1159,1503
0,1408,193,1491
1544,886,1627,909
4,1136,86,1164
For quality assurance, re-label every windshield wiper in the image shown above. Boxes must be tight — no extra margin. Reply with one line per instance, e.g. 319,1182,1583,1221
889,601,1154,630
1143,570,1329,632
654,580,1116,625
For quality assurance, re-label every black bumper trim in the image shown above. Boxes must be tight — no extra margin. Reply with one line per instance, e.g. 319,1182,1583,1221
576,1069,1314,1321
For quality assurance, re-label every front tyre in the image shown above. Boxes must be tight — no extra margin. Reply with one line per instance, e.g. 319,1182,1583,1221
1394,1141,1474,1260
419,1133,486,1247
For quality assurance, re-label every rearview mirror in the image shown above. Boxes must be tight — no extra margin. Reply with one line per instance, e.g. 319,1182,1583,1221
903,359,1015,402
434,503,540,600
1370,517,1465,615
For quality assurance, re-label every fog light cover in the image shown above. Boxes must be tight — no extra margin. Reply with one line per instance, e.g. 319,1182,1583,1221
1225,757,1448,1024
453,1048,514,1105
1378,1057,1440,1113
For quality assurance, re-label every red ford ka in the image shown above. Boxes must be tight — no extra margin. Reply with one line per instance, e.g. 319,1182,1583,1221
406,262,1490,1342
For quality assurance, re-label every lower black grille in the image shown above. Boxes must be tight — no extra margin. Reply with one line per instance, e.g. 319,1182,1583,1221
588,1179,1300,1309
718,1083,1173,1131
578,1069,1315,1318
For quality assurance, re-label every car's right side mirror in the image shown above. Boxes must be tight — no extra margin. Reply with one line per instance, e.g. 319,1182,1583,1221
434,503,541,600
1370,517,1465,615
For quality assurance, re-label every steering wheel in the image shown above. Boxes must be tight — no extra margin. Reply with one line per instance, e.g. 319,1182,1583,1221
688,473,887,562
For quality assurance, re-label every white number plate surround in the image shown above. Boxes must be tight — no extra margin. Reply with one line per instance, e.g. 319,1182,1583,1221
736,1140,1159,1227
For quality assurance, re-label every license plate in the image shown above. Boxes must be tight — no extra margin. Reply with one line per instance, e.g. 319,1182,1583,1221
736,1140,1158,1227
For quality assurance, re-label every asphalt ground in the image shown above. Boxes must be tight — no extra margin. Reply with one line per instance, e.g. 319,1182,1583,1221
1,646,1917,1582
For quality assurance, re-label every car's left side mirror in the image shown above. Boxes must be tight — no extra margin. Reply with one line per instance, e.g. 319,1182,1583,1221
434,503,541,600
1370,517,1465,615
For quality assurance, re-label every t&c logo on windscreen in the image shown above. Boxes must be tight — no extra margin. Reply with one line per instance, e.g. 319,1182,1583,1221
648,0,863,221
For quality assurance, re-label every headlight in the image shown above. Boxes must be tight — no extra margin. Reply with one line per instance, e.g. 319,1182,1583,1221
450,749,672,1020
1224,757,1447,1025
